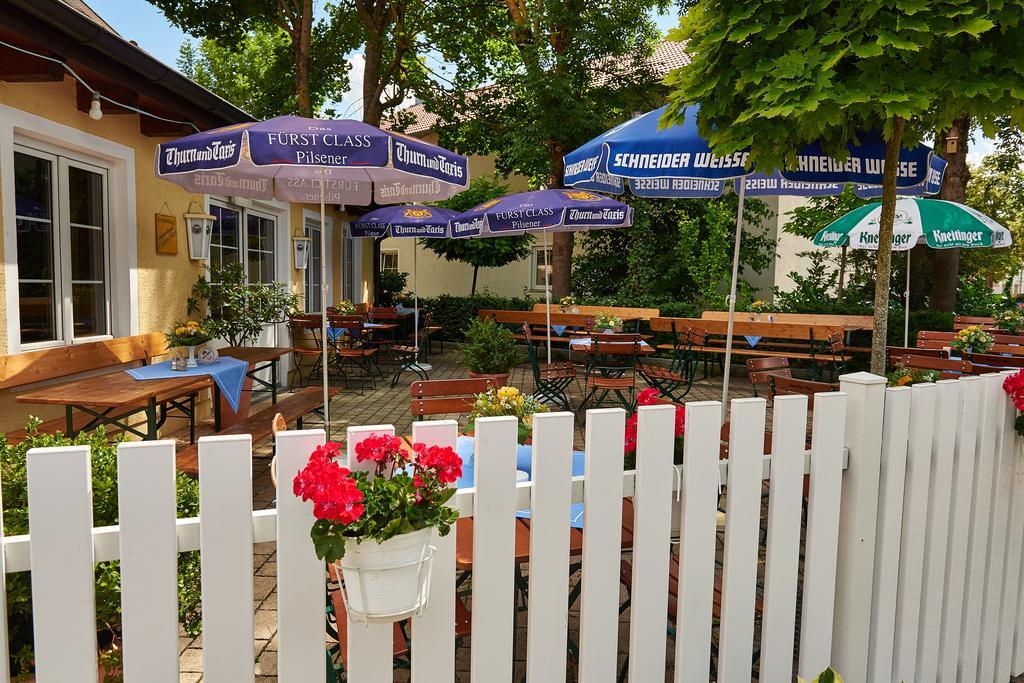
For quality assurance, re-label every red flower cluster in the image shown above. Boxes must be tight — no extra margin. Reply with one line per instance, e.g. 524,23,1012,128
624,389,686,455
413,443,463,485
1004,369,1024,411
354,433,406,464
292,442,365,524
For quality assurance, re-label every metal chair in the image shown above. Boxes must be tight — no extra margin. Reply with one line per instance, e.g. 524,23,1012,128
637,321,702,402
327,314,378,390
522,324,576,410
579,333,642,410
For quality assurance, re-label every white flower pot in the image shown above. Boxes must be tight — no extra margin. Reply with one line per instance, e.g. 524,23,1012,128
186,345,198,368
335,527,435,623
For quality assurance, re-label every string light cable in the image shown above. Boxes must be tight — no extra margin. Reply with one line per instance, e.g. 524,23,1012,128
1,38,201,131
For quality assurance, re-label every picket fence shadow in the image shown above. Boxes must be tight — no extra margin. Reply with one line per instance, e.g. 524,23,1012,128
3,371,1024,682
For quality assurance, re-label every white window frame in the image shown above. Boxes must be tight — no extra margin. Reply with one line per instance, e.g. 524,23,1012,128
380,249,400,274
530,245,553,292
1,105,137,353
301,208,333,312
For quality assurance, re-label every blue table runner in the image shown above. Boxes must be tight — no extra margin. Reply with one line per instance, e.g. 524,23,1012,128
126,357,249,413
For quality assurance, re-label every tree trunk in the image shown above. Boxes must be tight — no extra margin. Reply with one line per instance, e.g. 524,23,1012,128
930,114,971,312
870,117,906,374
471,265,479,295
837,245,847,298
293,0,314,117
547,144,573,298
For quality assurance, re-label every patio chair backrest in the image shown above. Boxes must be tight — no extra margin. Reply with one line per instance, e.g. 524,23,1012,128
887,345,946,367
0,333,167,390
897,354,974,375
410,377,499,417
370,307,400,321
746,357,791,392
769,375,840,410
964,352,1024,369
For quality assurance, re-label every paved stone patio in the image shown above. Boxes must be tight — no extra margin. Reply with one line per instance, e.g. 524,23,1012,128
176,346,756,681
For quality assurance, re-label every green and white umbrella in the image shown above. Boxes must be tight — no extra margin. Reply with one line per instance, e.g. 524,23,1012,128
813,197,1012,344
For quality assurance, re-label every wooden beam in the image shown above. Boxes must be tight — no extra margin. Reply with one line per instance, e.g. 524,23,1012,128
139,113,194,138
0,47,65,82
75,80,139,115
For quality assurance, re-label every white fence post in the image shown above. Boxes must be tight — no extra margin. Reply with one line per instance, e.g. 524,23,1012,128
345,425,399,682
627,404,675,682
717,397,767,681
893,382,937,682
471,416,519,683
867,386,911,683
798,390,848,679
998,372,1024,681
674,401,721,683
832,371,887,682
938,376,982,682
27,445,98,683
578,408,626,683
198,435,255,683
276,429,328,683
411,419,460,682
117,440,180,683
525,411,575,683
760,394,808,681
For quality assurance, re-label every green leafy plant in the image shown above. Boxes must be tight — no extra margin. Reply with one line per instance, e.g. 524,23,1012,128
558,295,577,309
593,312,623,331
376,270,409,307
887,364,941,387
461,317,519,375
334,299,357,315
1,419,202,677
166,319,213,348
187,262,299,347
993,306,1024,334
467,385,549,443
293,437,460,563
798,668,843,683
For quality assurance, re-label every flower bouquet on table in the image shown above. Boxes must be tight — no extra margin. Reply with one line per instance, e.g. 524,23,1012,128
558,295,578,312
1003,369,1024,437
293,436,461,622
335,299,357,315
993,307,1023,335
467,385,549,443
886,364,940,387
950,325,995,355
623,388,685,469
593,312,623,333
166,320,213,368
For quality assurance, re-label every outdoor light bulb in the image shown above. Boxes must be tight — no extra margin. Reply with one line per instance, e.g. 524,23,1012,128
89,92,103,120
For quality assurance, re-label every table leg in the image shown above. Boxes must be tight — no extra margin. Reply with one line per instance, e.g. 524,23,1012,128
271,359,278,404
66,406,75,438
213,384,222,432
146,398,158,440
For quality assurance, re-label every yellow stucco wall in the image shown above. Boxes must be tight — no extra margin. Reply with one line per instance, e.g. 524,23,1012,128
0,76,367,433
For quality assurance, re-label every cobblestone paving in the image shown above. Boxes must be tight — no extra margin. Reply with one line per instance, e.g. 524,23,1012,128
177,347,756,681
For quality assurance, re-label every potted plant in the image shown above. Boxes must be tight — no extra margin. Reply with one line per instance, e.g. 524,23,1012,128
467,385,549,443
593,312,623,333
749,299,771,321
461,317,519,385
993,307,1023,335
950,325,994,355
187,262,299,425
166,320,213,368
335,299,357,315
558,295,578,313
293,436,461,622
886,364,940,387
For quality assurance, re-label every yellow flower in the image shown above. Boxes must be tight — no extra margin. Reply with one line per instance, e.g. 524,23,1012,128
897,375,913,386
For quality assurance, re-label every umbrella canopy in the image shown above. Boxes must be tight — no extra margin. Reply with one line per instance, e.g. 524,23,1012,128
813,198,1012,345
350,204,464,238
451,188,633,235
156,116,468,204
813,198,1012,251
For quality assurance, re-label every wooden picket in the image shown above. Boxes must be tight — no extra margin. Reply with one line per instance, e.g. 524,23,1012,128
12,369,1024,683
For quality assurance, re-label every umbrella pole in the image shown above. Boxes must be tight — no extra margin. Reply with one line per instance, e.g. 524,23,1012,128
905,250,911,347
319,167,330,437
721,182,746,420
411,239,431,374
544,229,552,365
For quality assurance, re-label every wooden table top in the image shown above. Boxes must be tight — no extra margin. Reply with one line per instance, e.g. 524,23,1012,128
569,342,655,356
16,371,210,408
220,346,291,365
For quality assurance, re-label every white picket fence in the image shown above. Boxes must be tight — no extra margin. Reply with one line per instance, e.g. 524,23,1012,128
2,370,1024,682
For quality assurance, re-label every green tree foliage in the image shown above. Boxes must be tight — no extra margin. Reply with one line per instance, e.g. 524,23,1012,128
177,26,351,119
423,177,534,295
187,262,300,346
418,0,672,296
963,152,1024,284
572,195,774,308
664,0,1024,372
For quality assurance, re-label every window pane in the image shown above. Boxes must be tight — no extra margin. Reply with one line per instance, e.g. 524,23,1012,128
67,166,103,226
16,219,53,281
14,152,51,220
305,224,322,313
212,206,239,251
535,248,552,288
19,281,56,343
72,283,107,337
246,214,275,283
70,226,104,281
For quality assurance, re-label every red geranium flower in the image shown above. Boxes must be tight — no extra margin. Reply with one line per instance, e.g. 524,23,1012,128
293,441,365,524
354,433,405,465
414,443,463,485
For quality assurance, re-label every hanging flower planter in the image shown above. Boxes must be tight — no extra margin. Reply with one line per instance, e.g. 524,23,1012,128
293,437,461,623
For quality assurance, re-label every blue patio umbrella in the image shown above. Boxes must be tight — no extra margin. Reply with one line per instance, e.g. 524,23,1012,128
451,189,634,362
350,204,466,374
156,117,469,432
564,104,944,408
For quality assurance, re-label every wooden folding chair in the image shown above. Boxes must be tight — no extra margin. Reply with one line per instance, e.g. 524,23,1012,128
746,356,791,397
637,320,702,402
409,377,498,421
522,324,576,410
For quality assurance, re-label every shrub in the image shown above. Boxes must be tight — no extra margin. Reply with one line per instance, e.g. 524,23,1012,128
409,292,535,342
1,420,202,676
461,317,519,374
187,261,300,346
376,270,409,306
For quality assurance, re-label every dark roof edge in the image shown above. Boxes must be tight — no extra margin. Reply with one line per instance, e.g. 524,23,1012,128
7,0,254,128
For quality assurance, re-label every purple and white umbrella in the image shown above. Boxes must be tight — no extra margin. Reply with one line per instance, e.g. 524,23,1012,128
156,117,469,432
452,189,634,362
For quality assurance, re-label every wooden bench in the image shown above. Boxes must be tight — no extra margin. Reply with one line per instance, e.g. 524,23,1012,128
533,304,659,322
174,386,339,475
701,310,873,330
897,354,974,377
478,309,598,345
917,330,1024,356
953,315,997,331
0,333,208,443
